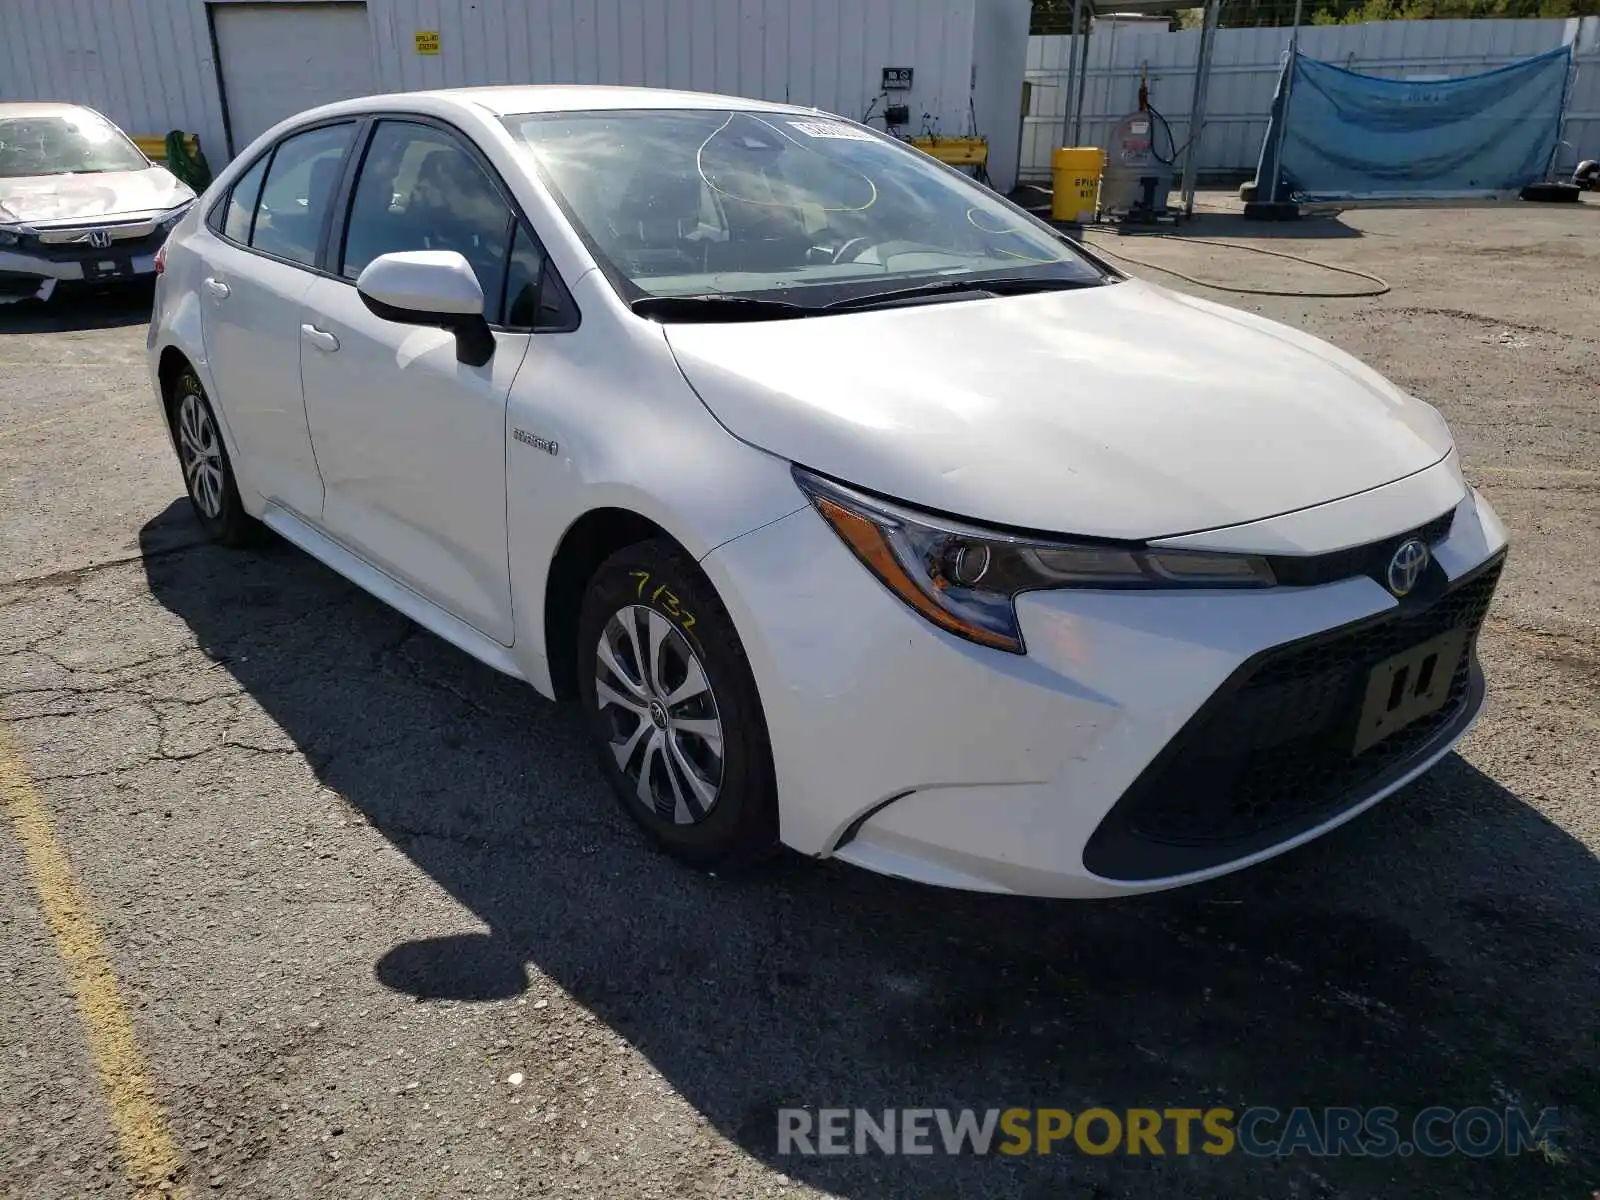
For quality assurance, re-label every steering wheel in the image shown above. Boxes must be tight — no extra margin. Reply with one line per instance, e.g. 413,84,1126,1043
831,237,873,265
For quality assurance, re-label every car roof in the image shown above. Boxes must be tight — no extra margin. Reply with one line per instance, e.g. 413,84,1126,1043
0,101,105,120
433,84,813,116
303,84,817,124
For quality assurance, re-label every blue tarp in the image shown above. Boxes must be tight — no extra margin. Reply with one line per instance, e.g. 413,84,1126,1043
1253,45,1571,202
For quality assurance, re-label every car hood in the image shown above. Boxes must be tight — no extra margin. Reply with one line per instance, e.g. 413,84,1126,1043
663,279,1454,539
0,167,194,225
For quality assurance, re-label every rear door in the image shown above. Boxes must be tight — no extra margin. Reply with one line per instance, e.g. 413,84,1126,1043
196,120,358,521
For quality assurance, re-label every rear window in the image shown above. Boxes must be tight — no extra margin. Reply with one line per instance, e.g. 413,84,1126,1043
247,122,355,267
221,155,268,243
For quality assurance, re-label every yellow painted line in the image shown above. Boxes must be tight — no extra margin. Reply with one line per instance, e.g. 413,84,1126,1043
0,727,188,1199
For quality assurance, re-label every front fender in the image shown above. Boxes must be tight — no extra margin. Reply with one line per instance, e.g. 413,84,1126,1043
504,274,805,696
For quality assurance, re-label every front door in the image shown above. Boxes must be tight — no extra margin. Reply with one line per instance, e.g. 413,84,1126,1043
298,119,528,645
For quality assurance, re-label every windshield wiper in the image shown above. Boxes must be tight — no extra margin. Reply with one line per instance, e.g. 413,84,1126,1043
631,294,816,322
825,275,1105,312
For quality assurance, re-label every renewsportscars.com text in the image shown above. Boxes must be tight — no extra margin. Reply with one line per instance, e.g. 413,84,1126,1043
777,1106,1564,1159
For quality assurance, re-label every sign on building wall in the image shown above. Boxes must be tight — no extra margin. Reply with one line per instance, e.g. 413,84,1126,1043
414,30,441,55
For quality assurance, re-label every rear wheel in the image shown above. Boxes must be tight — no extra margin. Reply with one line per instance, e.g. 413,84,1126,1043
169,369,258,546
576,539,778,870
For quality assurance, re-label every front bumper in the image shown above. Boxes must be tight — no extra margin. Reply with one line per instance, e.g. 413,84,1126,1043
699,461,1508,898
1,235,165,302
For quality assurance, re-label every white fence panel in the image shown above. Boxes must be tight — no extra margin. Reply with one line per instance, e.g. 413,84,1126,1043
1564,18,1600,179
1021,16,1598,181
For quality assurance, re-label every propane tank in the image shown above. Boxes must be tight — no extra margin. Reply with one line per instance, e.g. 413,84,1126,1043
1100,65,1173,221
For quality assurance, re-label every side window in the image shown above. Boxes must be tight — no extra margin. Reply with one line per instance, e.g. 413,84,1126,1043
213,153,267,243
249,122,355,268
341,121,512,307
503,223,578,332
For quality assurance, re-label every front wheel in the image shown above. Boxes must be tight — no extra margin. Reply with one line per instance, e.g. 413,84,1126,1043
576,539,778,870
168,369,258,546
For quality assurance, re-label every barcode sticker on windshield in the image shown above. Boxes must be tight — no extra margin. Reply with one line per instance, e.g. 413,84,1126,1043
788,120,876,142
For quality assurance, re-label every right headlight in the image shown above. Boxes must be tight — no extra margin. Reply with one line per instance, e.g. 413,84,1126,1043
158,201,193,231
0,226,21,247
793,466,1275,655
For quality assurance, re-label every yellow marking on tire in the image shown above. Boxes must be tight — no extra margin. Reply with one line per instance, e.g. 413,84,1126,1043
0,728,188,1199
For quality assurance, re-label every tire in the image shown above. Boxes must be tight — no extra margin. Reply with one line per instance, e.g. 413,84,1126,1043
167,368,259,547
576,538,779,871
1519,181,1581,203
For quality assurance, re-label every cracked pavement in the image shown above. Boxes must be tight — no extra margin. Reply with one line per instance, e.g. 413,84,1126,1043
2,198,1597,1199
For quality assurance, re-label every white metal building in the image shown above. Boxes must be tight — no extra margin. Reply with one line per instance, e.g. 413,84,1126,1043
0,0,1033,191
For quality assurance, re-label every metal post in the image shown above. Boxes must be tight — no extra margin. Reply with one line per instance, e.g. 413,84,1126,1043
1180,0,1221,216
1266,0,1304,204
1062,0,1085,148
1072,9,1094,145
1547,40,1579,183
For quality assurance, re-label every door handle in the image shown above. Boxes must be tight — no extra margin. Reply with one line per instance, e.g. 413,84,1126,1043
203,277,230,298
300,324,340,353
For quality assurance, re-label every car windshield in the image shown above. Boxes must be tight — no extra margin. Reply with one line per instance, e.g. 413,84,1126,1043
0,112,151,179
501,108,1109,307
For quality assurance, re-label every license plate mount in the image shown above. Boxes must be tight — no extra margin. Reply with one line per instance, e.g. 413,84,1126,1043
83,257,132,281
1353,628,1467,755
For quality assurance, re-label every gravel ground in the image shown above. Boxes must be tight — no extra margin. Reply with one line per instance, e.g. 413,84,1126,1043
2,194,1596,1199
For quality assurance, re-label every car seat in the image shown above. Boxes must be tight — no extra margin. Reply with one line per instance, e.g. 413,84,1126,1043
610,168,706,274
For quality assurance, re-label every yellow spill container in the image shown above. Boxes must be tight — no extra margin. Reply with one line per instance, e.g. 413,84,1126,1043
1051,147,1105,223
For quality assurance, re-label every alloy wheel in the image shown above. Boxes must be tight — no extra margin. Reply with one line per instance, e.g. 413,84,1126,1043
176,390,226,520
594,604,724,825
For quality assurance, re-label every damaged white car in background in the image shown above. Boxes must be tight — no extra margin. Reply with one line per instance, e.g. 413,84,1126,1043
0,102,194,304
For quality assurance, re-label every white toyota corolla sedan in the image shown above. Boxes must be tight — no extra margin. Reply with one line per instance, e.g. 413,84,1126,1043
147,85,1508,898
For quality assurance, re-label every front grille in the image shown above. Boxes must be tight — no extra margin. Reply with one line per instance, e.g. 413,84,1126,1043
18,228,166,262
1083,553,1503,881
35,218,154,245
1266,507,1455,588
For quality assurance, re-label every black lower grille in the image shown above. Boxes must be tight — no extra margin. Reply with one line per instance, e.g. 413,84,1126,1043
1083,553,1504,881
0,271,45,298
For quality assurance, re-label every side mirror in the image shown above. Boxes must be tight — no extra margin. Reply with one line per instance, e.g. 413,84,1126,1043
356,250,495,367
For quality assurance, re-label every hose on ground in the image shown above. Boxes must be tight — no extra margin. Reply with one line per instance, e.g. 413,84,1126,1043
1080,230,1391,298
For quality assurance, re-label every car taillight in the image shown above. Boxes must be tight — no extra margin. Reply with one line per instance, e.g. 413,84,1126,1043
154,240,168,275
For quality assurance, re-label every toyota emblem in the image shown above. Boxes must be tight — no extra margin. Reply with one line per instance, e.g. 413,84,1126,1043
1386,538,1430,597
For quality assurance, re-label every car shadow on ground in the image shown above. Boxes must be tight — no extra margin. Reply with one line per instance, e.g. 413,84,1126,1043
0,284,154,334
1160,211,1367,239
139,505,1597,1199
